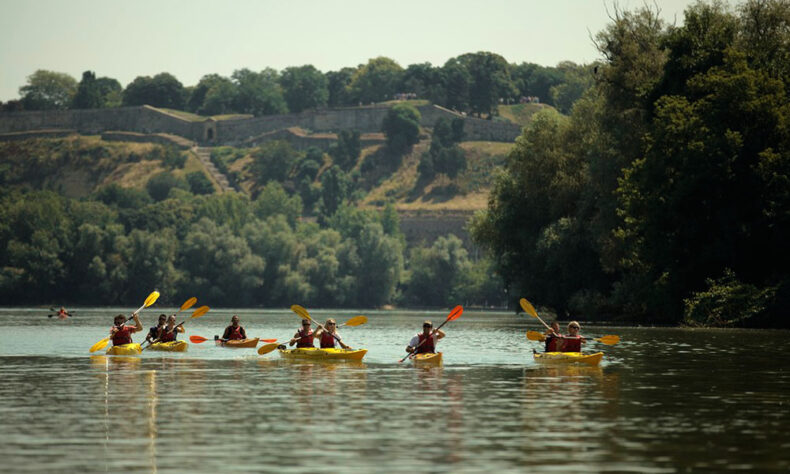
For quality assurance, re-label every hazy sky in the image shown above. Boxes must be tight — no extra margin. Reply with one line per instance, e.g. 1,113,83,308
1,0,709,102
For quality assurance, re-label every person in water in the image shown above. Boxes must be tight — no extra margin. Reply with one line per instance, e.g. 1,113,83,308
544,321,562,352
405,320,445,355
49,307,71,319
221,315,247,341
157,314,184,343
314,318,351,350
289,319,314,348
110,313,143,346
145,314,167,344
557,321,586,352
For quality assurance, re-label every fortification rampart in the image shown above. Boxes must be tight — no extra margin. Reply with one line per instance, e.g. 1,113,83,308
0,103,522,145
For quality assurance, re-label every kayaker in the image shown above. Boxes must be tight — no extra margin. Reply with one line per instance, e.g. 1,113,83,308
157,315,184,342
289,319,314,348
110,313,143,346
221,315,247,341
145,314,167,345
57,307,70,319
405,320,445,355
544,321,562,352
557,321,586,352
314,318,351,349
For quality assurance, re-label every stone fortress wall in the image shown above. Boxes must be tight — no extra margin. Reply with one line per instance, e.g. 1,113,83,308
0,104,522,145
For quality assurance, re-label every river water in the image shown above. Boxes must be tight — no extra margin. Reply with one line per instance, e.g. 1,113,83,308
0,307,788,473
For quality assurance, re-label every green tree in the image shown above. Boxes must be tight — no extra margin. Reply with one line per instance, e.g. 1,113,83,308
320,165,350,216
328,130,361,171
201,78,238,115
232,68,288,116
347,57,404,104
280,65,329,113
19,70,77,110
186,171,214,195
403,235,470,306
253,182,303,227
326,67,356,107
122,72,185,108
456,52,517,116
381,103,421,153
146,171,189,201
248,140,300,189
442,59,471,112
72,71,103,109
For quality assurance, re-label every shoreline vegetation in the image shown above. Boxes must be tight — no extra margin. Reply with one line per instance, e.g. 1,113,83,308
2,2,789,329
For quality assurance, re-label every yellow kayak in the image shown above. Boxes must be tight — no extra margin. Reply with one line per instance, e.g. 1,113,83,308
278,347,367,361
215,338,259,348
533,351,603,366
411,352,442,366
106,343,142,356
148,340,188,352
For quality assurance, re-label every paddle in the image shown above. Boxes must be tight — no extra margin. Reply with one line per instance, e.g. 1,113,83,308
142,304,209,350
48,307,73,318
257,342,280,355
526,330,620,345
89,291,160,353
190,335,277,344
399,305,463,363
519,298,552,331
341,315,368,327
291,304,350,349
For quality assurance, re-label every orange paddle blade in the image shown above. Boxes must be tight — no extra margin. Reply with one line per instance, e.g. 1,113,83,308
189,335,209,343
260,338,277,343
596,335,620,345
447,305,463,321
180,297,198,311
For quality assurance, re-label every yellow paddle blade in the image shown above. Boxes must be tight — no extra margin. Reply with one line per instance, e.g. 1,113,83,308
526,330,546,342
191,305,210,318
257,342,279,355
290,304,312,321
89,337,110,353
344,315,368,327
519,298,538,319
180,297,198,311
596,335,620,345
145,291,160,308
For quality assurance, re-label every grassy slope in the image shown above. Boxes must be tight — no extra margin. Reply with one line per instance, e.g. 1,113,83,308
360,140,513,212
498,103,553,127
0,136,217,196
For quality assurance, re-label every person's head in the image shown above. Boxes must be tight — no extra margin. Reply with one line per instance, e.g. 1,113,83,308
231,315,240,326
301,319,311,329
567,321,580,334
158,314,167,325
167,314,176,325
551,321,561,332
422,320,433,334
114,314,126,326
325,319,336,331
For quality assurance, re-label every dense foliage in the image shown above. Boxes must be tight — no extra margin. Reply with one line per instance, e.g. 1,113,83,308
471,1,790,327
4,53,592,116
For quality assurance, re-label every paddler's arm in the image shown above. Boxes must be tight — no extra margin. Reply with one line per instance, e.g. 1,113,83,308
175,324,185,333
405,335,419,353
240,327,247,339
433,329,446,340
130,313,143,332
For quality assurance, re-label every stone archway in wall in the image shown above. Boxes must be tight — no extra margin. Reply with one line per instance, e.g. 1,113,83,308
203,120,217,144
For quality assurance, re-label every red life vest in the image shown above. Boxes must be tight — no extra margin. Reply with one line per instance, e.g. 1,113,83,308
111,325,133,346
227,325,244,340
415,332,435,354
545,335,560,352
296,328,314,348
320,331,337,348
560,336,582,352
160,326,177,342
